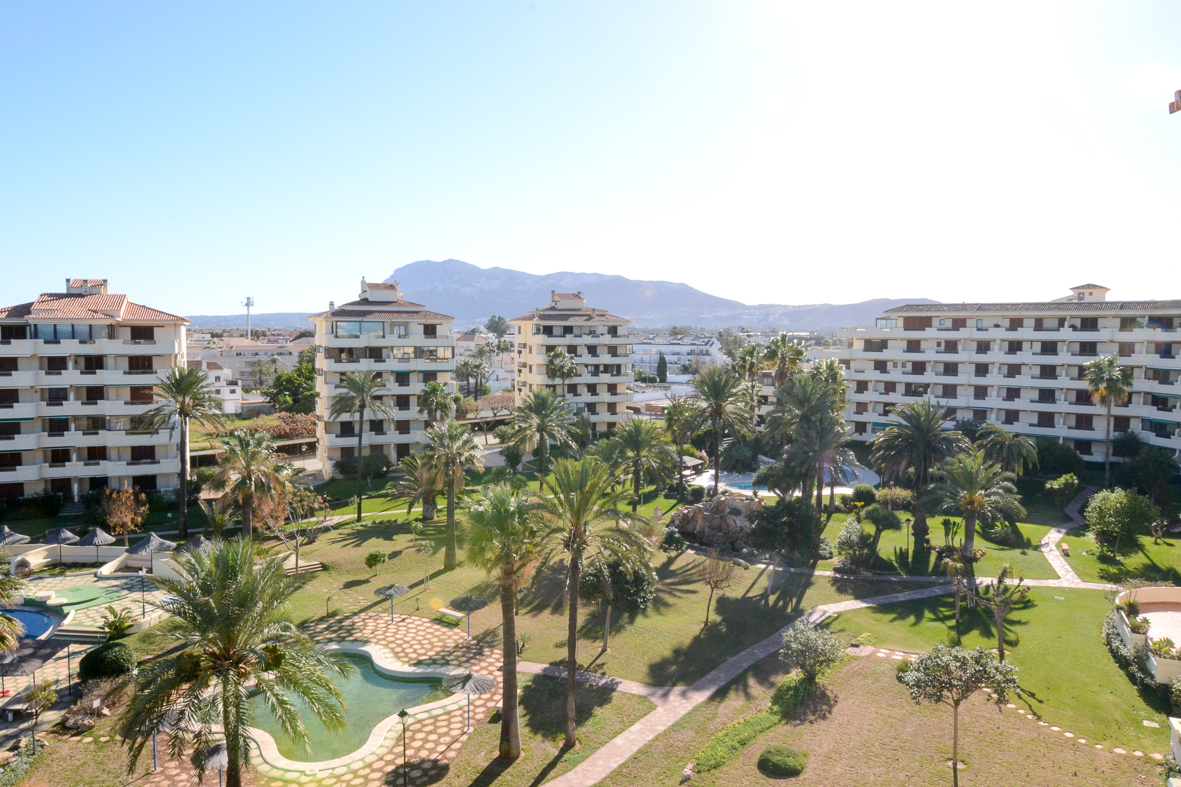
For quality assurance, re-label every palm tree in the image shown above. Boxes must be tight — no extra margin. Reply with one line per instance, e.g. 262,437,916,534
784,409,854,514
663,396,696,500
471,344,497,402
506,388,577,490
943,551,969,623
142,367,225,539
120,539,351,787
467,484,541,761
690,368,754,496
546,349,579,394
600,419,676,511
926,450,1026,556
976,423,1038,476
330,371,398,523
209,431,287,538
393,454,438,521
455,357,481,398
1084,354,1135,488
536,458,652,748
871,399,969,555
765,374,836,451
423,420,483,570
0,552,27,653
249,356,285,389
732,343,765,421
809,358,848,412
763,334,806,386
417,380,458,425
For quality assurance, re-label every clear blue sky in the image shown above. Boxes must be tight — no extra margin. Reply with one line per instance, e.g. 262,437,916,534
2,1,1179,316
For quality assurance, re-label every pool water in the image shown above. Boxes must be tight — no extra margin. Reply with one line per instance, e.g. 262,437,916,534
5,609,53,639
248,653,447,762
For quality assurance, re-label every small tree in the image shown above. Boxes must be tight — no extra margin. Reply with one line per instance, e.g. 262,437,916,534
656,352,668,383
852,484,877,506
900,646,1018,787
259,483,331,575
862,503,902,557
1085,488,1159,556
1045,473,1079,512
876,485,913,511
409,522,436,589
779,621,844,681
974,564,1029,661
99,605,135,639
834,520,874,569
365,550,388,575
747,496,823,563
702,549,737,626
25,680,58,755
100,488,150,547
580,558,656,652
943,552,969,623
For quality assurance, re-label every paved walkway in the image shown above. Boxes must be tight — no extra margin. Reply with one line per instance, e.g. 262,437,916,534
1038,485,1098,588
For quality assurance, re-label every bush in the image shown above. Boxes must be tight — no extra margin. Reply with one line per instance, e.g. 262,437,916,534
687,486,705,504
1036,437,1084,477
852,484,877,506
757,744,806,777
1118,597,1141,617
695,712,779,772
769,672,814,716
660,526,687,554
816,536,833,561
852,633,876,647
896,658,915,678
720,442,758,473
780,621,844,680
78,641,137,683
365,550,388,571
876,485,913,511
500,443,524,473
834,521,874,568
1129,615,1150,635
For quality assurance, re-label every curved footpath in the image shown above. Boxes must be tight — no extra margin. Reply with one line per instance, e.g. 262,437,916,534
537,486,1107,787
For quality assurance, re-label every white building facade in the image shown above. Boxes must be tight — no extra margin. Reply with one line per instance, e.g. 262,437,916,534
633,335,723,376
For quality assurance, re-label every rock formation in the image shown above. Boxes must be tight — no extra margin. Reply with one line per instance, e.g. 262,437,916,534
669,493,763,550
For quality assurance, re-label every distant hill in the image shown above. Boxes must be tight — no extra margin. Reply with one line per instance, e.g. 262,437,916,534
185,312,312,330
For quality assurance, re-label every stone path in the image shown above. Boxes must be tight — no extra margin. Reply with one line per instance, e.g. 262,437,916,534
1038,485,1098,588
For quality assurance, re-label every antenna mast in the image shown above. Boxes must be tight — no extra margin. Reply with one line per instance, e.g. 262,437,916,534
243,297,254,339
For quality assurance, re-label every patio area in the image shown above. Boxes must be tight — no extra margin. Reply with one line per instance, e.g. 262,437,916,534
22,569,169,629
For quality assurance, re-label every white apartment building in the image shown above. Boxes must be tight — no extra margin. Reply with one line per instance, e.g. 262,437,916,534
310,279,456,476
187,336,312,389
838,284,1181,465
186,360,243,414
511,291,633,436
633,335,723,376
0,279,187,503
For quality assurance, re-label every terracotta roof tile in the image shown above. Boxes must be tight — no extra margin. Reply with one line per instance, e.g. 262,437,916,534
0,302,33,320
510,306,629,324
68,279,107,289
553,292,583,300
121,303,186,322
0,292,185,323
884,300,1181,315
365,282,400,290
1071,283,1108,290
322,308,455,321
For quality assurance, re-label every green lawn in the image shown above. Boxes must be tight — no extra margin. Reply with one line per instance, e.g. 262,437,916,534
2,509,207,539
1060,530,1181,585
822,587,1170,752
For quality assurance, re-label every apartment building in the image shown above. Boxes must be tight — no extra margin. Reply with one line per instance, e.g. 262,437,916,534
187,336,311,389
185,360,243,414
310,279,455,476
511,291,633,435
839,284,1181,464
0,279,187,502
633,334,723,375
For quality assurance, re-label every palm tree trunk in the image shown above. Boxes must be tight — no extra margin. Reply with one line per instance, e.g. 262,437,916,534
601,603,612,653
632,460,641,513
538,439,548,492
962,512,977,556
178,416,190,539
444,484,458,570
1104,400,1113,488
712,415,721,497
224,685,243,787
355,407,365,523
829,477,836,509
242,495,253,538
676,442,685,500
911,479,928,555
954,582,961,622
996,612,1006,661
815,465,824,516
952,703,960,787
499,566,522,760
565,555,581,749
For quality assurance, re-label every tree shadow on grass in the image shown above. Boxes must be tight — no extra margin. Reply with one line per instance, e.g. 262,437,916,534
331,516,413,549
786,683,838,726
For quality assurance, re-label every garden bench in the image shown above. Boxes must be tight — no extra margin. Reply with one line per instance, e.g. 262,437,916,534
435,608,466,627
1060,543,1070,557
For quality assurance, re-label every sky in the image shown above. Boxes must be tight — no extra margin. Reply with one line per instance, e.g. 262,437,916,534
2,1,1180,316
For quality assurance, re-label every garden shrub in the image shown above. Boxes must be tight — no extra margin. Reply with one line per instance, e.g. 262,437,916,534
687,486,705,504
852,484,877,506
757,744,806,777
78,641,137,683
838,494,853,511
769,672,815,716
780,622,845,680
1103,611,1169,703
816,536,833,561
695,712,779,772
852,633,876,647
1128,616,1150,635
896,658,915,678
660,526,687,554
834,521,874,568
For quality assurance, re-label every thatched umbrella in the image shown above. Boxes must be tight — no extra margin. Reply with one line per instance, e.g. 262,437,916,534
127,533,176,556
175,534,212,556
76,527,114,564
442,671,496,731
449,594,487,639
42,527,78,564
0,527,30,548
375,584,410,622
191,741,229,787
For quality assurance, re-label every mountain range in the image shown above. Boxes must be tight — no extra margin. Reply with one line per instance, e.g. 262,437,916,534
185,259,936,331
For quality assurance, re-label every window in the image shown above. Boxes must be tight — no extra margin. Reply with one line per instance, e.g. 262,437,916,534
906,340,922,353
873,360,888,374
390,346,415,360
944,340,959,353
1075,441,1093,455
46,418,68,435
1003,409,1019,425
84,386,104,402
396,420,410,435
395,372,410,387
974,386,988,400
1035,412,1054,427
1007,341,1023,353
422,324,438,338
864,339,888,352
943,363,958,376
883,381,897,394
1008,318,1024,330
1005,387,1021,401
1077,341,1098,356
339,421,356,436
1113,416,1130,433
49,448,70,465
127,355,153,372
370,420,385,434
86,446,107,462
129,386,153,403
976,340,991,354
130,445,156,463
0,325,28,341
44,356,67,372
418,346,453,362
910,361,927,374
82,355,105,371
1118,342,1137,356
388,324,408,339
972,409,986,422
129,326,155,342
1038,365,1057,379
974,363,988,377
941,384,958,398
1075,414,1094,430
338,447,355,461
1037,389,1055,403
1039,341,1058,355
1079,317,1099,332
421,372,438,384
395,395,410,410
855,402,869,414
855,380,868,393
47,388,67,403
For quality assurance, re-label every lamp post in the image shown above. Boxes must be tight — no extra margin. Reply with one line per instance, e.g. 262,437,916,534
397,708,410,787
66,644,72,696
138,567,147,619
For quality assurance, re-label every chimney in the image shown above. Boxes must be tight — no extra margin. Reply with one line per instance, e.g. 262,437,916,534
328,301,335,311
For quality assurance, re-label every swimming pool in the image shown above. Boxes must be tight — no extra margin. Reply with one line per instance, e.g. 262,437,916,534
5,609,53,639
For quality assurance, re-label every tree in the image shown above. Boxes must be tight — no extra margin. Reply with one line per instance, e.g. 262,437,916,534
545,349,578,392
1044,473,1079,512
393,454,438,521
24,680,57,755
120,539,351,787
701,549,737,627
471,344,497,403
467,483,541,761
943,551,969,623
598,419,675,511
506,388,577,491
974,564,1029,661
925,450,1025,557
536,458,651,748
1084,487,1159,556
266,350,317,413
329,371,398,523
142,367,225,539
834,520,875,568
1122,447,1180,508
100,488,150,547
663,396,696,500
259,482,331,575
455,357,482,398
763,333,806,386
1084,354,1135,488
871,400,969,555
0,553,26,654
656,351,668,383
423,420,484,570
779,621,844,681
580,557,656,652
248,356,285,389
899,645,1018,787
484,315,511,340
409,522,436,588
209,430,288,538
862,503,902,557
975,423,1038,476
418,380,459,424
690,368,754,496
786,409,855,515
747,496,823,562
365,550,388,574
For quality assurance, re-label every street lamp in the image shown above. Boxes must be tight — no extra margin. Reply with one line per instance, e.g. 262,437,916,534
138,567,147,619
397,708,410,787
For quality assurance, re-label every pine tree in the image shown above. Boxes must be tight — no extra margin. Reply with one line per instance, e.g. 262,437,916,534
656,351,668,382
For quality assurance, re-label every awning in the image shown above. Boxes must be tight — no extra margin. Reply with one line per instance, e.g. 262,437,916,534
872,422,893,429
1068,436,1103,443
1141,416,1177,425
966,406,991,411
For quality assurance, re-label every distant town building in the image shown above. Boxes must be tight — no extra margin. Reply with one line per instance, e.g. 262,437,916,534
633,334,723,375
309,279,456,476
186,359,243,414
511,291,633,436
0,278,187,502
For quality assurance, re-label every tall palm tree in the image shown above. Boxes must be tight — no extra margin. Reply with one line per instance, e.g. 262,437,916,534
690,368,754,496
209,431,287,538
393,454,438,521
785,409,854,514
120,539,351,787
599,419,676,511
1084,354,1135,488
330,371,398,522
249,356,285,389
765,374,836,450
471,344,497,402
976,423,1038,476
732,343,765,421
143,367,225,539
455,357,481,398
423,420,483,570
417,380,458,424
926,450,1025,556
809,358,848,413
537,458,652,748
0,553,27,653
871,399,969,555
467,484,541,761
763,334,806,386
506,388,577,490
546,349,579,394
663,397,696,500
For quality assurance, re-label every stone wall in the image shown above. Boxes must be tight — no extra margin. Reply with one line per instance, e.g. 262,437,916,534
669,493,763,550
